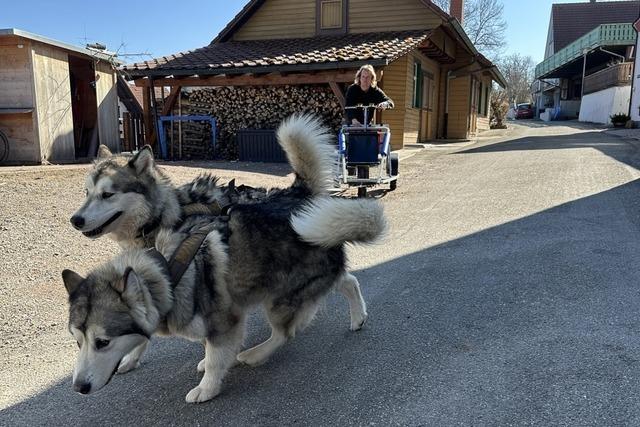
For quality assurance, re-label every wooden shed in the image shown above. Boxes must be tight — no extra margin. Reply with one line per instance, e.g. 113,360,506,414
0,29,120,164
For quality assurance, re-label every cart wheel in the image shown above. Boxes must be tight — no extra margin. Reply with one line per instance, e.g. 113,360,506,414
0,130,8,163
357,186,367,198
388,153,398,191
388,153,399,176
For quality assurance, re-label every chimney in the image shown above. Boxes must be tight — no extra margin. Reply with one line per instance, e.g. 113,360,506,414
450,0,464,24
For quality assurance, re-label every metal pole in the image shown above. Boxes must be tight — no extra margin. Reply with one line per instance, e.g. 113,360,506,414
581,50,588,99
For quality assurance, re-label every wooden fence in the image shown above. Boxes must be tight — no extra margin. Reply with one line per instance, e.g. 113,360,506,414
583,62,633,95
121,112,144,152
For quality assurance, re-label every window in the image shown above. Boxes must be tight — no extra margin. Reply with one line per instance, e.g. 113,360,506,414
477,82,483,115
317,0,347,34
412,61,422,108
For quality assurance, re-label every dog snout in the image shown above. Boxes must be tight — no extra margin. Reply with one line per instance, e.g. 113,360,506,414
70,215,85,229
73,381,91,394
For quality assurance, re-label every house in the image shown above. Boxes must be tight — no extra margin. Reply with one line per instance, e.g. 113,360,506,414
0,29,121,164
532,0,639,124
122,0,506,157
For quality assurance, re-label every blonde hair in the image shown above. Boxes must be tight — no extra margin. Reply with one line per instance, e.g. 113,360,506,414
354,65,377,87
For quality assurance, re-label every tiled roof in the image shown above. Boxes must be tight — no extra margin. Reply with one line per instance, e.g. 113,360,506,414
121,30,432,77
551,1,639,52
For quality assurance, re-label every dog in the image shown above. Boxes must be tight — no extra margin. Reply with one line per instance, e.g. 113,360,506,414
67,114,342,374
69,113,336,249
69,144,264,249
61,149,387,403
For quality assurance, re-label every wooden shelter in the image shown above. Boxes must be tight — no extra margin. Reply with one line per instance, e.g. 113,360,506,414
0,29,120,164
123,0,506,154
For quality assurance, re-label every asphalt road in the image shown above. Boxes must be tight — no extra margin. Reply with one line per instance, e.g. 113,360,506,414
4,121,640,426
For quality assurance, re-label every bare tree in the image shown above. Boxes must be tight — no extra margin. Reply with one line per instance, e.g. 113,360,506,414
497,53,536,105
429,0,507,60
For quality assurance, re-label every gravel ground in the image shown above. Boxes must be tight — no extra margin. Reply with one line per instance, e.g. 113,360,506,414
0,160,301,407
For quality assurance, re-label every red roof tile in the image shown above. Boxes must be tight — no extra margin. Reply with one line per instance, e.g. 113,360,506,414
122,30,432,77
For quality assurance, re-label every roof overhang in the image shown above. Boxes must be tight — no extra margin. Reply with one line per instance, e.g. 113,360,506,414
0,28,121,64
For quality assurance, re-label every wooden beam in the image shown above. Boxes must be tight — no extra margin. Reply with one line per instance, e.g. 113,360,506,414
134,70,354,87
328,81,345,109
142,85,153,146
161,85,182,116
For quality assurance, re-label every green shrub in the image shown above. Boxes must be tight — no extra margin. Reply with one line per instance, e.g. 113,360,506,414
610,113,630,124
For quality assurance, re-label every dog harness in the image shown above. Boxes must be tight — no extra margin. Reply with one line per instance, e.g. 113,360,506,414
145,222,218,289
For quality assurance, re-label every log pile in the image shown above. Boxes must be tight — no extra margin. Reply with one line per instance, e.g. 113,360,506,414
164,85,343,160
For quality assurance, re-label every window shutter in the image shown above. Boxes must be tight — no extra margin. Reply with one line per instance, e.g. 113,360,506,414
413,62,423,108
320,0,342,29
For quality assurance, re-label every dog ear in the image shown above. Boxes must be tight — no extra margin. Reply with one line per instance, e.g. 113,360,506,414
97,145,113,158
62,269,84,295
116,267,160,333
128,145,154,175
114,266,139,294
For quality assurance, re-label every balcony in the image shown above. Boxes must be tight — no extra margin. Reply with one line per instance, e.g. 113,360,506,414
535,23,636,79
583,62,633,95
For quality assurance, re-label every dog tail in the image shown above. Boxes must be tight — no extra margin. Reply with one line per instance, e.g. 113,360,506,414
291,197,387,248
277,114,337,195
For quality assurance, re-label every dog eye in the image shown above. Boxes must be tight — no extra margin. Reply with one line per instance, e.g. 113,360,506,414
102,192,114,199
76,340,81,348
95,338,110,349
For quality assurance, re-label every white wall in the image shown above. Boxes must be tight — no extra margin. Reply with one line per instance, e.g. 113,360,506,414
631,36,640,122
579,86,631,124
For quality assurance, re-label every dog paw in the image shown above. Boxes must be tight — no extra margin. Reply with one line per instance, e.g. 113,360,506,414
236,349,268,367
185,385,220,403
117,357,140,374
350,311,368,331
197,358,205,373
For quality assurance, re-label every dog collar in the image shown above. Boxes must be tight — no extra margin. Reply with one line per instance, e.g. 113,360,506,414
136,213,163,240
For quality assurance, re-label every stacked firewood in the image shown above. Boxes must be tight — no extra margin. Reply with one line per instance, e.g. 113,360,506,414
165,85,343,160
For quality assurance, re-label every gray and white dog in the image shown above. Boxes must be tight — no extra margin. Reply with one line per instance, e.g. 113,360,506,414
70,147,271,249
62,116,387,403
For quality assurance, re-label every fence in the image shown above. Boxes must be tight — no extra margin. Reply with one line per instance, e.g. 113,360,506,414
583,62,633,95
121,112,144,152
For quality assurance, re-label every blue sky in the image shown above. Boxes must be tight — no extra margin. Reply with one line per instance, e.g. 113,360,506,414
0,1,632,66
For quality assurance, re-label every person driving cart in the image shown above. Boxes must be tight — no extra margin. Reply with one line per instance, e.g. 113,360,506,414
345,65,394,126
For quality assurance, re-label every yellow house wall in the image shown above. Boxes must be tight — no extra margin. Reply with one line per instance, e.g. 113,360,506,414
232,0,316,40
379,55,407,151
378,50,442,149
447,75,470,139
232,0,443,41
349,0,442,33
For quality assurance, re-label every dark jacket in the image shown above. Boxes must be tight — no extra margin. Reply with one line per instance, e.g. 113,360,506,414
344,84,394,124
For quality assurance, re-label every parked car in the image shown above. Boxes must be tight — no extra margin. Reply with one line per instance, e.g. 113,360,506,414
515,103,535,119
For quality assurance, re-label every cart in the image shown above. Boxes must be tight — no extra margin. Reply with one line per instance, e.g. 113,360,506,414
336,105,398,197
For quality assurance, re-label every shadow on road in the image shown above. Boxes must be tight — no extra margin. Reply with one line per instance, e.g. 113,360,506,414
5,174,640,425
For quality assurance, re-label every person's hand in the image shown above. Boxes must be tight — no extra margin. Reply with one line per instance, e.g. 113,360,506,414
376,101,390,110
351,118,362,126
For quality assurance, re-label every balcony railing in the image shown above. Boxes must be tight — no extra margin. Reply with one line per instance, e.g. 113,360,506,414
583,62,633,95
535,23,636,79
